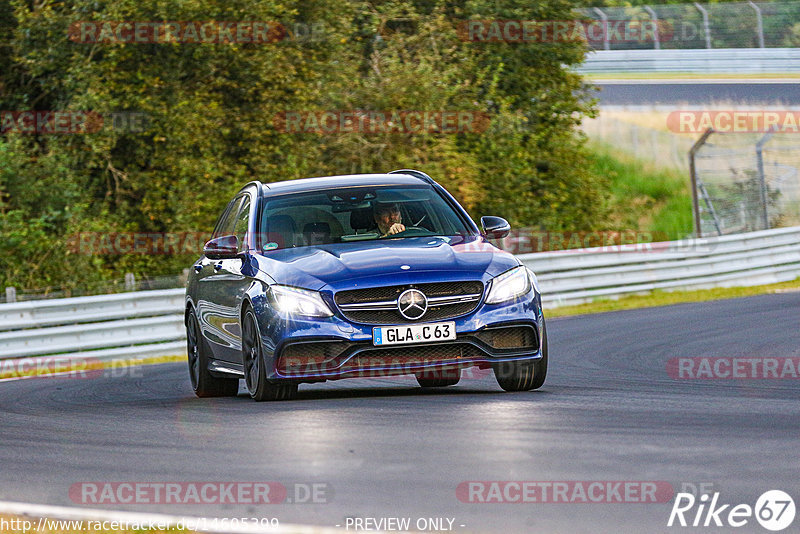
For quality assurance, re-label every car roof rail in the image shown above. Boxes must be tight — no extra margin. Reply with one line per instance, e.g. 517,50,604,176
387,169,436,185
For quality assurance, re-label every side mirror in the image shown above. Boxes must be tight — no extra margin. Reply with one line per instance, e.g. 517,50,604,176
480,216,511,239
203,235,239,259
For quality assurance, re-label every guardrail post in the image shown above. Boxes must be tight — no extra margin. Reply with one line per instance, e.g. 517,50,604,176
748,1,765,49
756,128,776,231
181,268,190,286
643,6,661,50
694,3,712,49
125,273,136,292
5,287,16,303
689,128,714,237
593,7,610,51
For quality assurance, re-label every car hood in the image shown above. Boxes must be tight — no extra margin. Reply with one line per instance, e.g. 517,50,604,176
254,235,519,291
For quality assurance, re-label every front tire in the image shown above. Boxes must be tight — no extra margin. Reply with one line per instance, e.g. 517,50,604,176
186,309,239,397
493,319,548,392
242,309,298,401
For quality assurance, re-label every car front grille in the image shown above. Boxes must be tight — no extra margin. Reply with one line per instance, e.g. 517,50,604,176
334,281,484,325
277,340,487,376
280,341,355,369
472,326,538,351
276,328,540,378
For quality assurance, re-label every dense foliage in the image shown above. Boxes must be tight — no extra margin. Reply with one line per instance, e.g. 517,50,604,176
0,0,606,292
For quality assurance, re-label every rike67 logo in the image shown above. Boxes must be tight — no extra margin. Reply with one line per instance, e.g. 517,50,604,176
668,490,795,531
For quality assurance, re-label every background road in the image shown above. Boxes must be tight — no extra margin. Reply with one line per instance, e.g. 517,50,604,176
1,292,799,533
594,82,800,106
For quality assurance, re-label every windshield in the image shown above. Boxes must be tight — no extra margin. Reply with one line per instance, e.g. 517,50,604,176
257,185,472,251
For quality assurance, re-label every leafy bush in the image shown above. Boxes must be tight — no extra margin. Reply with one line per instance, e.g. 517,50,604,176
0,0,606,291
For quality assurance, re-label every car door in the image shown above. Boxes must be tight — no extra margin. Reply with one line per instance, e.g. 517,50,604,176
195,194,246,363
208,193,256,363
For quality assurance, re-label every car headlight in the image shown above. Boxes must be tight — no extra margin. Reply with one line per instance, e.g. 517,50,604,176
485,266,531,304
268,285,333,317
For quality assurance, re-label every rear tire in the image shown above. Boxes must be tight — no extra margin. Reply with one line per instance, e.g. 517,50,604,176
416,368,460,388
186,309,239,397
493,319,548,392
242,309,298,401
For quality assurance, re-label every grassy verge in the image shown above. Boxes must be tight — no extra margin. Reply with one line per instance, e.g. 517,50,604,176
587,140,694,241
547,278,800,318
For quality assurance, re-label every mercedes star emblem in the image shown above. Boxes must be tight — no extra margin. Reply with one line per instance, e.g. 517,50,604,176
397,288,428,320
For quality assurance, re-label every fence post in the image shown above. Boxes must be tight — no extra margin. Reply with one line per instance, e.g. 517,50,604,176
643,6,661,50
694,3,712,49
689,128,714,236
593,7,610,51
755,129,776,231
125,273,136,292
748,1,765,49
5,287,16,303
181,268,190,286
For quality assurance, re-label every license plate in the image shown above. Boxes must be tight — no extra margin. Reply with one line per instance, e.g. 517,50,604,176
373,322,456,346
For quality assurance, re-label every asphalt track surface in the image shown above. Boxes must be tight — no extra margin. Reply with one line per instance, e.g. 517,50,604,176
1,292,799,533
594,82,800,106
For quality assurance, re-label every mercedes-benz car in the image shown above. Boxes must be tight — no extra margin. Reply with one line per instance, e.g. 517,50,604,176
185,169,548,401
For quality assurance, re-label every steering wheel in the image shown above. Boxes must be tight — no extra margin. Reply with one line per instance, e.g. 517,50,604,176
383,226,432,238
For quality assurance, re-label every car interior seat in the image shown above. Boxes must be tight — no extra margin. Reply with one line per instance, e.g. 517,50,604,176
303,222,332,245
349,207,378,234
265,214,297,248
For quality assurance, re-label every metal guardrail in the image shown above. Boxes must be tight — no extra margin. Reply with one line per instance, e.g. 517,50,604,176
0,289,186,364
0,226,797,366
520,225,800,306
579,48,800,74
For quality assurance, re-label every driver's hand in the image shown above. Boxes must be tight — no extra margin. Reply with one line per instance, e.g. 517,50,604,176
387,223,406,235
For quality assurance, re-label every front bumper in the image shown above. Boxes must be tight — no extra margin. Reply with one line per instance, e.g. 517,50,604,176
257,287,543,381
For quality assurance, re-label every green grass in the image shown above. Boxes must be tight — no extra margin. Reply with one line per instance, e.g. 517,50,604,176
587,140,694,241
547,278,800,318
568,144,799,317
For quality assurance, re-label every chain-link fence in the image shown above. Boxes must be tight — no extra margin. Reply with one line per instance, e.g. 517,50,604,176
578,1,800,50
690,130,800,236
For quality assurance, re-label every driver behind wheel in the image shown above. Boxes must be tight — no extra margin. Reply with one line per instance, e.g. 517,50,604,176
373,202,405,237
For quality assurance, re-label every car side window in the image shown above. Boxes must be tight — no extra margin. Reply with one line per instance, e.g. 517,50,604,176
214,196,244,238
233,197,251,252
